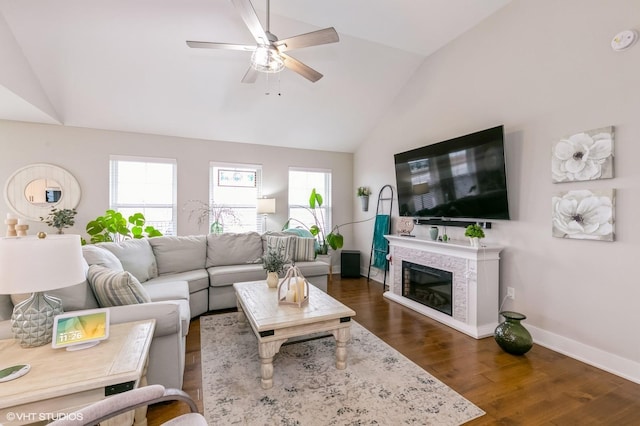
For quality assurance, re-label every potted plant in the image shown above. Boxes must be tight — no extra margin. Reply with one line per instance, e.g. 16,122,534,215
357,187,371,212
85,209,163,243
262,245,288,288
284,189,344,255
183,200,238,234
40,207,77,234
464,224,485,247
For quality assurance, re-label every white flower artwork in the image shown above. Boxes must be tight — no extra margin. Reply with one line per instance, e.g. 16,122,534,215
552,126,614,183
552,189,615,241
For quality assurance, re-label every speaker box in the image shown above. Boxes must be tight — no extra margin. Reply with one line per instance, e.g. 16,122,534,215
341,250,361,278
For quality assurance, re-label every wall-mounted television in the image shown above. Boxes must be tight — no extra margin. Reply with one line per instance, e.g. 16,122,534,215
394,125,510,221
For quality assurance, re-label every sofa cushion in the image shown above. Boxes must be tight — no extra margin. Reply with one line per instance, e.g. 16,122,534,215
294,261,331,277
146,270,209,294
149,235,207,275
97,239,158,283
48,280,100,311
206,232,263,267
82,245,124,271
143,280,190,302
87,264,152,307
266,235,295,263
208,264,266,287
293,237,316,262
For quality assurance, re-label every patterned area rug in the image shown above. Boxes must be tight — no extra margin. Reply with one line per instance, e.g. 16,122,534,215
200,313,485,425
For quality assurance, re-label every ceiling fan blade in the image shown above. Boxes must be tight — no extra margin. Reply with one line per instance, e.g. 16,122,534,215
241,66,259,84
280,53,323,82
231,0,269,45
186,41,256,51
275,27,339,52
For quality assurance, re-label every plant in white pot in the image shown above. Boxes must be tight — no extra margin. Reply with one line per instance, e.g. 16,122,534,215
262,245,288,288
464,224,485,247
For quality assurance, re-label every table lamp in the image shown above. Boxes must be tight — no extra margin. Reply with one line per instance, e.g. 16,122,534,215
257,197,276,231
0,233,86,348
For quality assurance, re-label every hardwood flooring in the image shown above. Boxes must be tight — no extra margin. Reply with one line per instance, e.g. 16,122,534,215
147,275,640,425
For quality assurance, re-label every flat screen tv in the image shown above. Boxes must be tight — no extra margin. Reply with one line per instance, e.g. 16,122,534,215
394,125,510,221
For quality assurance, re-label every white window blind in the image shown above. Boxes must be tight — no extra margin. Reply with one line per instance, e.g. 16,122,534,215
288,168,332,234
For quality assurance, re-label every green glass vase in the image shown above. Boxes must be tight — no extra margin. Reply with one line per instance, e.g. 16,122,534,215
210,221,223,234
494,311,533,355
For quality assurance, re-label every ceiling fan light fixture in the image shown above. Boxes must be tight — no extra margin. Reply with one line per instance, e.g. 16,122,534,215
251,45,284,73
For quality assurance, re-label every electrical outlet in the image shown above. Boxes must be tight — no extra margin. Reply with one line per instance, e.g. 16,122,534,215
507,287,515,299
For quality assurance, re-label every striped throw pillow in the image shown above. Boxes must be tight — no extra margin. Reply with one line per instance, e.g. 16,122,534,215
266,235,295,263
87,264,151,307
293,237,316,262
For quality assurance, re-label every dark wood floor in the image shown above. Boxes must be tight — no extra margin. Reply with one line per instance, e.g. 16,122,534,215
148,275,640,424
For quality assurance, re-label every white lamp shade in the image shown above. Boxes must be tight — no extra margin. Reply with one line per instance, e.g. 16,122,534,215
0,234,86,294
257,198,276,215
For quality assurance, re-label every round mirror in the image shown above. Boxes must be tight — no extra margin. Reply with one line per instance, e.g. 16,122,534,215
4,164,81,220
24,179,63,205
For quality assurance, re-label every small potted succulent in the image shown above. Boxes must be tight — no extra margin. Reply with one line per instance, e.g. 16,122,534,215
464,224,485,247
40,207,78,234
262,245,288,288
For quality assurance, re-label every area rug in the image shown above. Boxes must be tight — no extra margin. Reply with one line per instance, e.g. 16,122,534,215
200,313,485,425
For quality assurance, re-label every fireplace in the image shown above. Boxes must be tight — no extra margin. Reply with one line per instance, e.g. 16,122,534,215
402,261,452,316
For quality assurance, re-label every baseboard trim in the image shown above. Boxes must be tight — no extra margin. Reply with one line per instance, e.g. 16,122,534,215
526,324,640,384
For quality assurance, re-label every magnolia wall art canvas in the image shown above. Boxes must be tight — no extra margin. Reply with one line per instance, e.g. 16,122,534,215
552,126,614,183
552,188,615,241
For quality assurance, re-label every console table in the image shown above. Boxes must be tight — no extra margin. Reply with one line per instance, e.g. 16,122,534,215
0,320,155,425
384,235,503,338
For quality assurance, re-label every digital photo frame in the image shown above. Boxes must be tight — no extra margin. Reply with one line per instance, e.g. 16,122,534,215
52,308,110,351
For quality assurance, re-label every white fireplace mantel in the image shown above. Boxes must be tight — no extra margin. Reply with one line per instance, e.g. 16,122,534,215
384,235,503,339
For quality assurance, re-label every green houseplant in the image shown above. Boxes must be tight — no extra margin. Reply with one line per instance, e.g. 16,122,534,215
40,207,77,234
85,209,163,244
262,244,289,288
464,224,485,247
283,188,344,255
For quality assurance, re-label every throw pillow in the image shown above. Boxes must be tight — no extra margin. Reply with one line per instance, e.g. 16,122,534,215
293,237,316,262
266,235,295,263
87,264,151,307
97,239,158,283
82,245,124,271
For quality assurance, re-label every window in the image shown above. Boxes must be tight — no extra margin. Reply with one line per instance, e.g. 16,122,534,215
110,156,177,235
288,168,332,234
209,162,262,233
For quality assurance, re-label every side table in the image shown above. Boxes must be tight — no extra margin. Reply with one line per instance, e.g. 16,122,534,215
0,319,155,425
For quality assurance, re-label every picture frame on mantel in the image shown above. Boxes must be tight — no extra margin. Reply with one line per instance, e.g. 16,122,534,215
552,126,614,183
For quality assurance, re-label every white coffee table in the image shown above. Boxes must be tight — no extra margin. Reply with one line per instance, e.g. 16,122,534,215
233,280,356,389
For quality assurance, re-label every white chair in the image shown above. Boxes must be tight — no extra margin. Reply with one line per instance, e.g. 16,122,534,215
49,385,206,426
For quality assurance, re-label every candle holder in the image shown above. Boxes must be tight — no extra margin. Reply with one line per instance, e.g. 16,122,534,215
277,265,309,308
15,224,29,237
5,217,18,237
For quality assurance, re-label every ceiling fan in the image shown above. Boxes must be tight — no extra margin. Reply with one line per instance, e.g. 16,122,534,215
186,0,339,83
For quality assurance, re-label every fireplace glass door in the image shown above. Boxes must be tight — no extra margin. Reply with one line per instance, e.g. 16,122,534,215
402,261,452,316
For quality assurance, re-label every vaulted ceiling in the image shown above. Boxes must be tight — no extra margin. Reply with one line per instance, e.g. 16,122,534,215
0,0,511,152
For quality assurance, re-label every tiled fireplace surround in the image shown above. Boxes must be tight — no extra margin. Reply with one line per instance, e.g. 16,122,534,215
384,235,503,338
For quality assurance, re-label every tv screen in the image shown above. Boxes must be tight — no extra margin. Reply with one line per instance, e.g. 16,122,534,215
394,125,510,220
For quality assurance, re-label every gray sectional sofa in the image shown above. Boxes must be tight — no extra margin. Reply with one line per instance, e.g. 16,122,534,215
0,231,329,391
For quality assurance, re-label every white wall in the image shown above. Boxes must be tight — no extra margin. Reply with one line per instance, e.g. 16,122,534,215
0,120,353,251
354,0,640,382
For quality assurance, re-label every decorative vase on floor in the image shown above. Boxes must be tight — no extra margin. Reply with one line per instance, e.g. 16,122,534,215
494,311,533,355
266,272,279,288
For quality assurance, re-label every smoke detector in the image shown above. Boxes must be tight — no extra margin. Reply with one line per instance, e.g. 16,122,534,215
611,30,638,52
